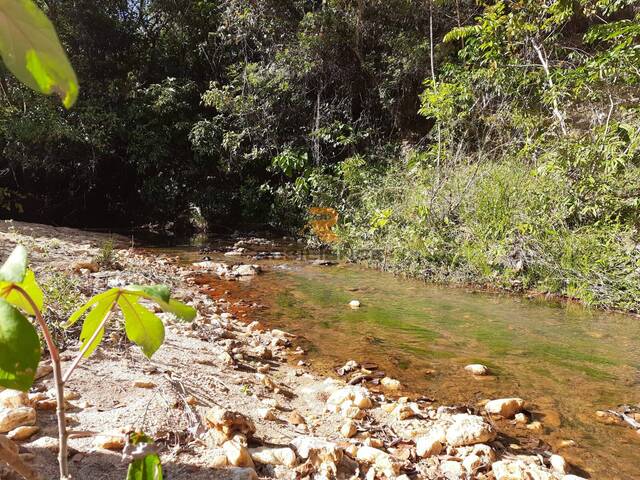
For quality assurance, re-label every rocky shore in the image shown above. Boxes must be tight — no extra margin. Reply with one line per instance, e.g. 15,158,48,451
0,221,587,480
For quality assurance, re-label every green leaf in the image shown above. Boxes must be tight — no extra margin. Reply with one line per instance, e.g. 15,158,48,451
64,288,119,328
162,299,197,322
126,285,171,303
0,0,78,108
0,245,27,283
125,432,163,480
125,285,196,322
118,295,165,358
78,296,113,358
1,270,44,315
0,299,41,391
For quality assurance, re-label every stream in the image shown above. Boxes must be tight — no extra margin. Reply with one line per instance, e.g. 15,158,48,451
151,236,640,479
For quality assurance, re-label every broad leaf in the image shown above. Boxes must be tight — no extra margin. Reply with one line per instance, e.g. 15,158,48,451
162,299,197,322
125,286,196,322
64,288,119,328
0,299,41,391
118,295,165,358
127,285,171,303
0,0,78,108
1,270,44,315
0,245,27,283
78,296,113,358
125,432,163,480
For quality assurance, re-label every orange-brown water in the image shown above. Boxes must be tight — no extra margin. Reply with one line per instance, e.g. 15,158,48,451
158,240,640,479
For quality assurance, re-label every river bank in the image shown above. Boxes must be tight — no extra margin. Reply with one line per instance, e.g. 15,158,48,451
0,220,596,479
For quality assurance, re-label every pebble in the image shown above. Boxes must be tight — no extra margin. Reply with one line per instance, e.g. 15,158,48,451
288,410,306,425
133,380,156,389
485,398,525,418
349,300,361,308
340,420,357,438
0,407,36,433
223,439,255,468
249,447,297,467
445,414,497,447
464,364,489,375
550,454,569,474
380,377,401,390
514,413,528,425
0,390,31,409
257,408,277,421
94,433,125,450
7,425,39,441
526,421,544,433
416,434,443,457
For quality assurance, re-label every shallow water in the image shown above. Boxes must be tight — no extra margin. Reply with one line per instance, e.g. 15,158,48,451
158,239,640,479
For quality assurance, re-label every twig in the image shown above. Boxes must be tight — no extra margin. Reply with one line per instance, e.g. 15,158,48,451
532,41,567,135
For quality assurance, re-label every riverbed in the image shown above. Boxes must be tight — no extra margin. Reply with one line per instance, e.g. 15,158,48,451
155,236,640,479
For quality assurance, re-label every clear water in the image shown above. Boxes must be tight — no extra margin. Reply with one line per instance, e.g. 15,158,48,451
159,241,640,479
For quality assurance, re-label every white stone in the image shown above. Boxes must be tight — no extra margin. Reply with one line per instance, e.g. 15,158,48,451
485,398,525,418
249,447,297,467
441,460,464,477
349,300,361,308
233,264,261,276
326,386,372,412
415,434,442,457
380,377,401,390
464,364,489,375
340,420,357,438
550,454,569,474
515,413,528,424
445,414,497,447
356,446,400,477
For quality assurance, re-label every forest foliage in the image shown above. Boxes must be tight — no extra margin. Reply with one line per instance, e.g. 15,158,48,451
0,0,639,309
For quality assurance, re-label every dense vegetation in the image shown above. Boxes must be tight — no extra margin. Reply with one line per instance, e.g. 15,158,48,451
1,0,639,309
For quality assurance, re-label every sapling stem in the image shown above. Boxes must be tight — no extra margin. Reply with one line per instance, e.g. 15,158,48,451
12,285,69,479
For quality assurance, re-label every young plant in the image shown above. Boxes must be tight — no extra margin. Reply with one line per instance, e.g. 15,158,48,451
0,245,196,479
